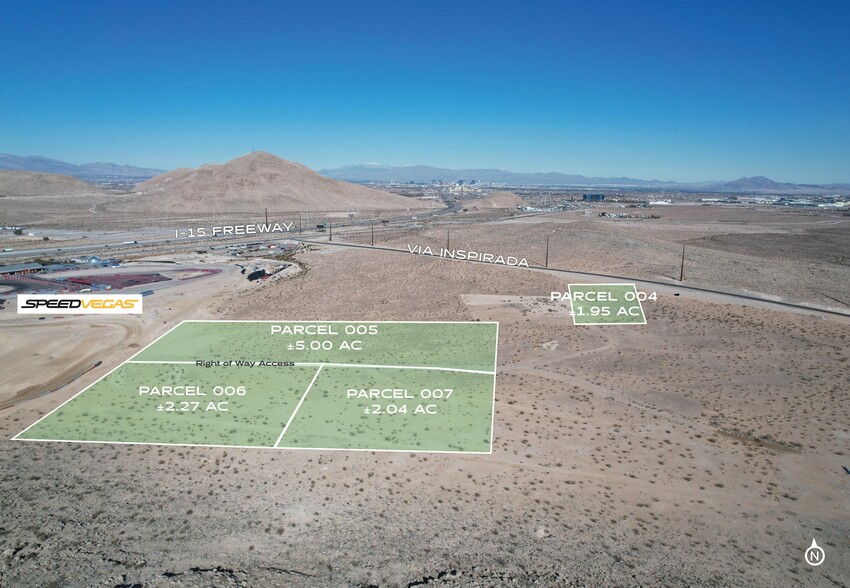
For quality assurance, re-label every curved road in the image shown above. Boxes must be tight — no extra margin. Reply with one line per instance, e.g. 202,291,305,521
0,281,29,294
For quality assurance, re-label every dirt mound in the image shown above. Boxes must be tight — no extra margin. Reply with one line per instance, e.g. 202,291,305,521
0,170,102,197
464,190,524,209
123,151,442,213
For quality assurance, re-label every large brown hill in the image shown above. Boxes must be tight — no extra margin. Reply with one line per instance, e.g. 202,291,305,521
125,152,441,212
0,170,103,197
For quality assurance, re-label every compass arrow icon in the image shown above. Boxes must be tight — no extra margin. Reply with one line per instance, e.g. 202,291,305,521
805,538,825,567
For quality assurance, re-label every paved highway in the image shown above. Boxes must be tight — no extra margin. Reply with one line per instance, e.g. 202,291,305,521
1,239,164,260
0,200,462,262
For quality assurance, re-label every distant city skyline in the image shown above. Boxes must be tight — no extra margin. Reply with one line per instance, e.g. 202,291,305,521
1,1,848,184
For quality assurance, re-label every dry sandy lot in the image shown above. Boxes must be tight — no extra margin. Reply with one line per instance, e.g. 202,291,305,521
1,207,848,587
349,205,850,310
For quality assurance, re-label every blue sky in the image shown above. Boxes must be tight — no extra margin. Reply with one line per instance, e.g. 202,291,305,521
1,1,848,182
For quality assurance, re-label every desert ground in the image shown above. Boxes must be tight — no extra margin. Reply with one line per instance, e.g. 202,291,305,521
1,204,848,587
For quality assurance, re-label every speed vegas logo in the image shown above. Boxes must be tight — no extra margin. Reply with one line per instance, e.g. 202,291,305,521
17,294,143,315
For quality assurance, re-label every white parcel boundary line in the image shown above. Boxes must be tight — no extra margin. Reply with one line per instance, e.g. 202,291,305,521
14,386,496,454
10,437,491,454
567,283,648,326
273,364,323,448
179,320,499,325
635,285,647,324
13,319,498,454
11,321,186,441
488,322,499,453
126,360,495,376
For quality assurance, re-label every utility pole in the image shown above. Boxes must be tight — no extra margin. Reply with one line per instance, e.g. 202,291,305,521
679,245,685,282
264,208,268,225
545,234,550,268
329,220,332,242
371,220,374,246
298,212,302,234
446,229,450,251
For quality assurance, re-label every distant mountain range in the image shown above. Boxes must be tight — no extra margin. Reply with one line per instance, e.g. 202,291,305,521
2,154,847,195
0,154,164,179
321,164,850,195
710,176,850,193
321,163,660,186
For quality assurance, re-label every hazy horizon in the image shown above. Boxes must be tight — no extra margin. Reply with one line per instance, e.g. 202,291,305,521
3,151,849,186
